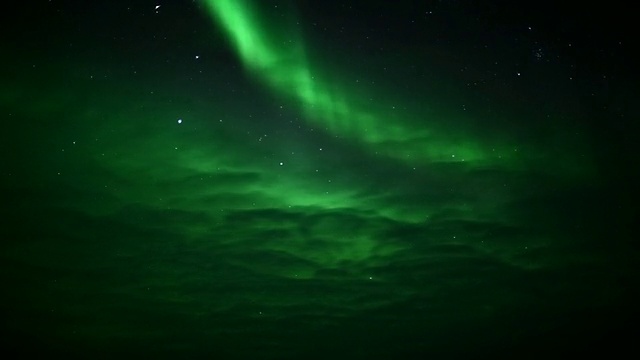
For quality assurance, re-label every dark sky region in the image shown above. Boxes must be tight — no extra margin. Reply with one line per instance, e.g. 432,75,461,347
1,1,636,358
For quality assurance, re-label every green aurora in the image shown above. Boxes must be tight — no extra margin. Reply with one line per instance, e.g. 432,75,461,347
1,1,634,358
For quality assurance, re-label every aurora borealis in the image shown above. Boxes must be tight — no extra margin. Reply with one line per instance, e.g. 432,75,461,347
1,1,636,358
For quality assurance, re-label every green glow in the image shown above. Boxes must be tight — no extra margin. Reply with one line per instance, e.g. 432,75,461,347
2,2,616,357
202,0,524,167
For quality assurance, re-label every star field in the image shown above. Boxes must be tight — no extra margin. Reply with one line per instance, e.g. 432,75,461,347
0,1,636,359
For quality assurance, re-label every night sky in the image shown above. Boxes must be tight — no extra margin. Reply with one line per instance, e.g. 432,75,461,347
1,1,637,358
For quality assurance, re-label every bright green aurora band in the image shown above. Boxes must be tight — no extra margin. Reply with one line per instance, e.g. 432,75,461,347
203,0,513,165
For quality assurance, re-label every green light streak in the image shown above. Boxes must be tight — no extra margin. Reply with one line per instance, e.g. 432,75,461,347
202,0,516,167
